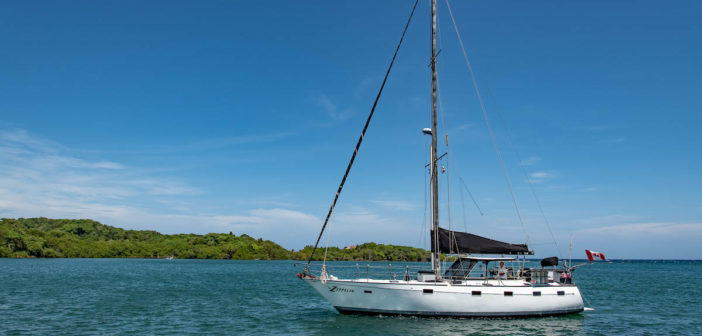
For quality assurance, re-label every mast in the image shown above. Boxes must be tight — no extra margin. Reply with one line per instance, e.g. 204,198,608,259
430,0,441,280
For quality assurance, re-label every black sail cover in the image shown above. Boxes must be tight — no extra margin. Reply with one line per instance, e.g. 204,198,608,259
432,227,532,255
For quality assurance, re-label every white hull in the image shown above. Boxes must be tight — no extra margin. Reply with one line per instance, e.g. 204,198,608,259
304,278,584,317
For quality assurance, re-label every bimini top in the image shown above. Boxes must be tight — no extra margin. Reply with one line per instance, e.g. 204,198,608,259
432,227,533,255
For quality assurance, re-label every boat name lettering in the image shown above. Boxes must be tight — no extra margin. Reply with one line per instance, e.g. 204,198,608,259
329,286,354,293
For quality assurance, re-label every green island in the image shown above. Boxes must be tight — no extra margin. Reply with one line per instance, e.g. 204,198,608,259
0,218,430,261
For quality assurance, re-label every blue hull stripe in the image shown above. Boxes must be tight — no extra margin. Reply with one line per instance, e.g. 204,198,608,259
334,306,584,318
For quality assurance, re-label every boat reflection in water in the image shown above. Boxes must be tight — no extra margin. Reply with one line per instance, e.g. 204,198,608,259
310,308,585,335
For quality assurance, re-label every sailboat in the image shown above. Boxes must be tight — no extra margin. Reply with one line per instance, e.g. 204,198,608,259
298,0,585,317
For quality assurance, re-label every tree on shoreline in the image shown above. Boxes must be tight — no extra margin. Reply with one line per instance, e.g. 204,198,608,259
0,218,429,261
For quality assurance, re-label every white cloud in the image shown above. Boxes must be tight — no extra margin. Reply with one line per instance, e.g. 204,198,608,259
178,133,293,152
0,128,200,218
578,222,702,237
518,156,541,166
316,94,352,120
212,208,319,231
527,171,553,184
198,208,322,245
530,171,549,178
572,220,702,258
90,161,126,169
370,200,414,211
354,76,380,98
126,179,201,196
567,214,644,226
0,129,65,153
28,155,126,171
446,123,474,134
0,128,431,250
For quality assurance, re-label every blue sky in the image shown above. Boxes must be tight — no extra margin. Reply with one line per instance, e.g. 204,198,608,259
1,0,700,258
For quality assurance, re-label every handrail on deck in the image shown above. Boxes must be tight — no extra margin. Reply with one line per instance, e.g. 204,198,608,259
296,261,576,285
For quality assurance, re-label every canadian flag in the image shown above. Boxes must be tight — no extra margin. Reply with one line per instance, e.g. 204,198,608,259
585,249,606,261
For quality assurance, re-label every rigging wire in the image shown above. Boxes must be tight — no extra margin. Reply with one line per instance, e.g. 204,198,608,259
435,0,483,229
306,0,420,266
435,57,461,255
436,12,484,254
444,154,452,232
436,74,484,220
438,82,472,256
444,0,531,245
457,175,484,216
491,97,563,257
435,78,454,235
458,178,468,232
434,6,454,235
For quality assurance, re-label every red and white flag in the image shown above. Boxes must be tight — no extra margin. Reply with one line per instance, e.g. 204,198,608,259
585,249,606,261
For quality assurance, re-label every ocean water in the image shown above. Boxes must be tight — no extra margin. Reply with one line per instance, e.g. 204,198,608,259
1,259,700,335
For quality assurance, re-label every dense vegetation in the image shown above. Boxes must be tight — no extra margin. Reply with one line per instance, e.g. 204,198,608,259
0,218,290,259
299,243,430,262
0,218,430,261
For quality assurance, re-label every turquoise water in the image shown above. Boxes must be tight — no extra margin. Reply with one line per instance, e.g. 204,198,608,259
1,259,700,335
